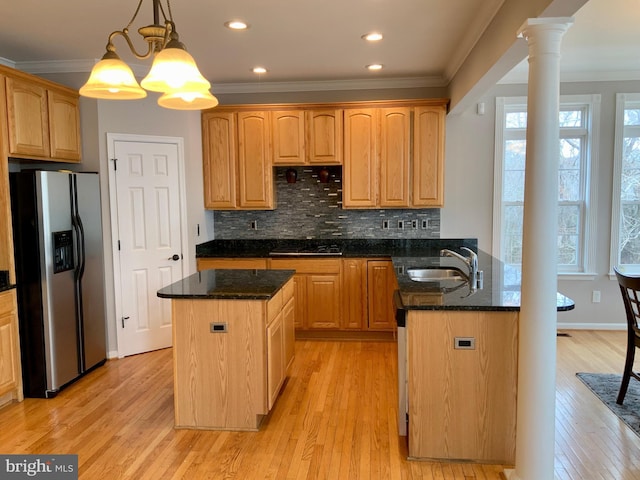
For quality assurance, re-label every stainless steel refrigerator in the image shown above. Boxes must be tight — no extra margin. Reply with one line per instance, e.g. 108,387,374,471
10,170,107,398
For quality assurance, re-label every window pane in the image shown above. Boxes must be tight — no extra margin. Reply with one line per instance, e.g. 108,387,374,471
558,138,582,201
624,109,640,126
622,136,640,201
559,109,582,127
620,202,640,265
558,205,580,266
503,171,525,202
506,111,527,129
505,139,526,170
503,205,523,265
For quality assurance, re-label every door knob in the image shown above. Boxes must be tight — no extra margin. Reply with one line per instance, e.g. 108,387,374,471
168,254,180,261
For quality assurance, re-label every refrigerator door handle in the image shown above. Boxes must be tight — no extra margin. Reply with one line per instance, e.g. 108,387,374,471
70,174,86,373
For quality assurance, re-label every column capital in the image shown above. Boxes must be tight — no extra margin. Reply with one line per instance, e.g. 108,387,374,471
517,17,574,41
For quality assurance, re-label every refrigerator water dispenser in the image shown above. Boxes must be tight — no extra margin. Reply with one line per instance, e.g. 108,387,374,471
53,230,74,274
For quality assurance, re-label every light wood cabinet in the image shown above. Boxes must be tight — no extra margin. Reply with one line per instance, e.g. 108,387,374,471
413,105,446,207
269,258,342,330
271,109,343,165
202,111,237,208
0,77,15,281
366,260,398,331
379,107,411,208
272,110,305,165
197,258,268,271
406,310,517,463
306,109,342,165
343,108,379,208
5,74,81,163
342,258,368,330
344,105,444,209
172,277,294,430
237,111,274,209
201,110,274,210
0,290,23,407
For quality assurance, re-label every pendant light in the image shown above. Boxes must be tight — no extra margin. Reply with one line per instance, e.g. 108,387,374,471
80,0,218,110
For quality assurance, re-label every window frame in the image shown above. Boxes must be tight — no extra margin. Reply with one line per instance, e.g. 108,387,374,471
610,93,640,276
493,94,600,280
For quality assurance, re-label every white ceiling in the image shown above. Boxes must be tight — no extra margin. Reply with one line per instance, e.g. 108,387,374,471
0,0,638,91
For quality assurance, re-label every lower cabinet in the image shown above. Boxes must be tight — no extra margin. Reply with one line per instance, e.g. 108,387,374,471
406,310,518,463
270,258,342,330
0,289,23,407
195,256,398,333
366,260,399,331
172,278,294,430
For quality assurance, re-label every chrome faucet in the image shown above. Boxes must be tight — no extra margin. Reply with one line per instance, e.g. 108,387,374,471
440,247,478,288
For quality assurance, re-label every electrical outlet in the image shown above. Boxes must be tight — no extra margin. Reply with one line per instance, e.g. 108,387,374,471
250,220,258,230
421,219,429,229
382,220,390,229
592,290,601,303
411,220,418,229
398,220,405,229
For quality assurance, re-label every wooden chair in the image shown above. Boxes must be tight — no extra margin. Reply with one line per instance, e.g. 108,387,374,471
614,267,640,405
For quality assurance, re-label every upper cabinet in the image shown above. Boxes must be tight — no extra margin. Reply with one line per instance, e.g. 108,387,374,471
201,100,447,210
271,108,343,166
343,101,446,209
5,72,81,163
202,110,274,210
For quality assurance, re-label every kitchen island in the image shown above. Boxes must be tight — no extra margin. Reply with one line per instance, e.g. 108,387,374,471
157,268,295,431
393,251,574,464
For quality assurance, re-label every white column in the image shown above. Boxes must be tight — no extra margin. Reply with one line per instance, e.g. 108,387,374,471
504,18,573,480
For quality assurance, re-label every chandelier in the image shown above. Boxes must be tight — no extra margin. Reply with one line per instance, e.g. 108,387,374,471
79,0,218,110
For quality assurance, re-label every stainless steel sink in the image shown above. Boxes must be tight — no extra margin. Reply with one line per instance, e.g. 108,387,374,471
406,267,468,282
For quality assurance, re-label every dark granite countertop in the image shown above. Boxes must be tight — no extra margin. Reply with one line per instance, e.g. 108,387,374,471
194,239,575,313
157,269,295,300
392,251,574,313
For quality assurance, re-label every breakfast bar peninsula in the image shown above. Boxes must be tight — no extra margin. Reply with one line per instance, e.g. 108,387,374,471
157,268,295,431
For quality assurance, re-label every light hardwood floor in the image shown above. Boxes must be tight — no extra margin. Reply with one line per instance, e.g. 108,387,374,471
0,330,638,479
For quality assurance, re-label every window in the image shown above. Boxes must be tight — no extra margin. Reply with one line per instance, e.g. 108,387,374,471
494,95,599,293
611,93,640,275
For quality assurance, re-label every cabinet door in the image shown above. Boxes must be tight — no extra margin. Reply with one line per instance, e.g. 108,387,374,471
48,89,81,161
283,296,295,372
291,275,306,329
0,291,21,399
413,105,446,207
237,111,274,209
306,273,341,329
306,109,343,165
272,110,305,165
367,260,398,331
202,111,237,209
380,107,411,207
267,311,285,410
343,109,378,208
5,77,50,158
342,258,367,329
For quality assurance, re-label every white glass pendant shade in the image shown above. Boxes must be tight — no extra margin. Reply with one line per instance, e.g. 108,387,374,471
141,45,211,93
79,54,146,100
157,89,219,110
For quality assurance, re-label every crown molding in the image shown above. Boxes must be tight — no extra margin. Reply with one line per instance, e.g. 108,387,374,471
0,57,16,69
500,66,640,85
13,58,446,93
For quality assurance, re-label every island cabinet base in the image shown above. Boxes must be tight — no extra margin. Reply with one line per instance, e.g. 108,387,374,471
171,280,294,431
406,310,518,464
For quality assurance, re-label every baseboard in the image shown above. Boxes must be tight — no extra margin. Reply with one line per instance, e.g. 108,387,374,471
107,350,119,359
557,322,626,330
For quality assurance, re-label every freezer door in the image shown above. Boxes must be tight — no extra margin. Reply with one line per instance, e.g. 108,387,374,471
37,171,81,392
73,173,107,371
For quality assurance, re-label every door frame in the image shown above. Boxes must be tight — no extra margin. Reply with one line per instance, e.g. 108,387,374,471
106,133,190,358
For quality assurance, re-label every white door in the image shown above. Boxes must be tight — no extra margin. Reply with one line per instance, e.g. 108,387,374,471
109,136,185,357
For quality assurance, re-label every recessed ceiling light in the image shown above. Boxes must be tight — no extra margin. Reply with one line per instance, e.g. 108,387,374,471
362,32,383,42
225,20,249,30
253,67,267,74
366,64,383,71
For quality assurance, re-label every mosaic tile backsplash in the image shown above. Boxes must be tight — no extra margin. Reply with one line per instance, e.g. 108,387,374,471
213,167,441,239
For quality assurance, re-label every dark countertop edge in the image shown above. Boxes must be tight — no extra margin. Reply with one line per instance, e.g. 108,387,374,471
0,284,16,294
156,269,295,300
